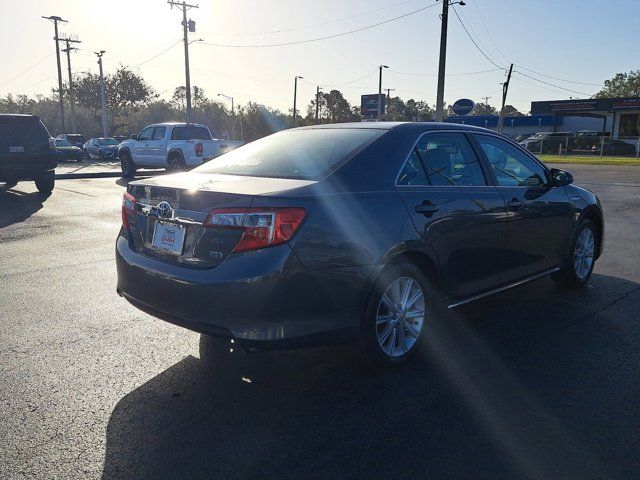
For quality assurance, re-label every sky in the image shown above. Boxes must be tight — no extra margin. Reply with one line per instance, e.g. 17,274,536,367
1,0,638,115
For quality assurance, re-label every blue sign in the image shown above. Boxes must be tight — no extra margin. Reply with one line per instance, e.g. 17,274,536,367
452,98,475,116
361,94,386,120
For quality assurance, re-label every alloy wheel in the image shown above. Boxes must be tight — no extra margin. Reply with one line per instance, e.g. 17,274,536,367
376,277,425,357
574,227,595,280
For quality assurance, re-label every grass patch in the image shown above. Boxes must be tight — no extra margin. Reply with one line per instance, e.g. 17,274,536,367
540,155,640,166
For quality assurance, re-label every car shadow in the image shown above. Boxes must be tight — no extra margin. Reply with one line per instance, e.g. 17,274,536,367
0,187,48,228
101,273,640,480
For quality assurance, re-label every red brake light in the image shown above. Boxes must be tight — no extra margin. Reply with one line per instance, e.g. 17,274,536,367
121,191,136,229
204,207,306,253
195,142,203,157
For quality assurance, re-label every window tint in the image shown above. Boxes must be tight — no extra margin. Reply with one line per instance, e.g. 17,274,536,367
171,126,212,140
475,134,549,187
138,126,155,141
152,127,166,140
0,118,50,146
397,150,428,186
415,132,486,186
195,128,384,180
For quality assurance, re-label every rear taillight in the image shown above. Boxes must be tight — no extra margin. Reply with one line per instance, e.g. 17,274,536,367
204,207,306,253
122,191,136,229
195,143,203,157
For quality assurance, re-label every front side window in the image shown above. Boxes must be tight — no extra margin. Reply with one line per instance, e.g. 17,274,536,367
475,134,549,187
138,127,155,141
414,132,487,186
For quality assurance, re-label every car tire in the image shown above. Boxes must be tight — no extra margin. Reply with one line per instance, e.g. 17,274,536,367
199,334,237,369
168,154,186,171
552,218,598,289
358,262,437,367
34,171,55,195
120,152,137,178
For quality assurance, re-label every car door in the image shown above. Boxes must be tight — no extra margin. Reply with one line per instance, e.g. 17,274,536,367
132,126,155,165
472,133,574,281
89,139,100,157
147,126,167,165
396,131,508,300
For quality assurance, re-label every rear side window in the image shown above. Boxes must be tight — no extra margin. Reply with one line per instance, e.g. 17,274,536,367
0,117,50,146
414,132,487,186
171,126,212,140
195,128,384,180
397,150,428,186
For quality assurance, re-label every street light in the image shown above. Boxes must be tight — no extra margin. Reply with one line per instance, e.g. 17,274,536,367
435,0,466,122
293,75,303,126
378,65,389,121
218,93,240,140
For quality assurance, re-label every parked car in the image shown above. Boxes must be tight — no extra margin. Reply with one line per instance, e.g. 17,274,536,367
520,132,575,154
574,130,611,150
53,138,83,162
591,139,637,156
514,133,535,143
113,135,128,143
118,123,244,177
83,137,120,160
56,133,87,148
116,122,604,367
0,114,56,194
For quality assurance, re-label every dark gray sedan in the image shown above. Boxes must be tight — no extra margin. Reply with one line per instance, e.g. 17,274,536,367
83,137,120,160
116,123,604,366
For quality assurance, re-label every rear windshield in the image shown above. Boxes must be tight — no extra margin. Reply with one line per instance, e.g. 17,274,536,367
195,128,384,180
171,126,212,140
67,134,86,143
98,138,119,145
0,118,50,146
55,139,72,146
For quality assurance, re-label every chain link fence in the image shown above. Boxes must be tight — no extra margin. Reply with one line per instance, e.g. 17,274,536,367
519,133,640,158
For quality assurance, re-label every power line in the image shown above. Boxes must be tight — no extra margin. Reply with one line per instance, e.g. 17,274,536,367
515,64,603,87
472,0,510,64
202,0,424,36
0,53,54,88
132,40,182,68
201,2,440,48
451,6,503,69
513,70,593,96
389,67,502,77
302,69,378,88
511,75,577,97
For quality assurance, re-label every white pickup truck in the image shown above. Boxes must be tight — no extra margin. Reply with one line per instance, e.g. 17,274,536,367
118,122,243,177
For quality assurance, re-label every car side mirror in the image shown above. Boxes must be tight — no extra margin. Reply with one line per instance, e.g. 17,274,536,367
130,134,138,140
550,168,573,187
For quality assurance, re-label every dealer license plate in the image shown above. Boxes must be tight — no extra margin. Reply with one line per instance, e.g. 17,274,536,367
151,222,185,255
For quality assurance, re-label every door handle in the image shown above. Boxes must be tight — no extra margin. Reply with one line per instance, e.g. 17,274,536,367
415,204,439,215
507,198,523,210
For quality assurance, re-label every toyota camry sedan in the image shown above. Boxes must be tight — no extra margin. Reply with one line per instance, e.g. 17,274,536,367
116,122,604,366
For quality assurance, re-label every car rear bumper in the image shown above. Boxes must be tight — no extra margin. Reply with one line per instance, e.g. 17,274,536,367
116,232,373,347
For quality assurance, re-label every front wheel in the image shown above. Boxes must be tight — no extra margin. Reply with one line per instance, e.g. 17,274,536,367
35,171,55,195
120,152,137,178
552,219,597,288
358,263,434,367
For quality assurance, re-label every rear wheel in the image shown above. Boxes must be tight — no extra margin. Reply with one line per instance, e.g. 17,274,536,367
120,152,137,178
168,154,186,171
552,219,597,288
358,263,434,367
34,171,55,195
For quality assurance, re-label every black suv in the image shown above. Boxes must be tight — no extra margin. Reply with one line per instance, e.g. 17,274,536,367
0,114,56,194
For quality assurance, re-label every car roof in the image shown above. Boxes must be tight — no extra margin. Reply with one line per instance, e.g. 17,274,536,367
296,121,500,135
0,113,40,120
146,122,208,127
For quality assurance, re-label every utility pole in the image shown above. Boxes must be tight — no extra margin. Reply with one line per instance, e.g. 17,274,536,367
497,63,514,133
96,50,108,137
315,86,322,124
378,65,388,121
168,0,199,123
385,88,395,99
435,0,466,122
482,96,490,106
42,16,67,131
59,35,81,132
218,93,235,139
293,75,303,126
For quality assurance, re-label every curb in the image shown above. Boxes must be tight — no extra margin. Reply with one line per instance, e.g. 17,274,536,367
55,172,123,180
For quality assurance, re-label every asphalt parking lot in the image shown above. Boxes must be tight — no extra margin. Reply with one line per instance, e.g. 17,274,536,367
1,164,639,480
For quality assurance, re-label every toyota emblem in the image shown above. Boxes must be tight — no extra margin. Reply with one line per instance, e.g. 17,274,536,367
156,201,173,219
